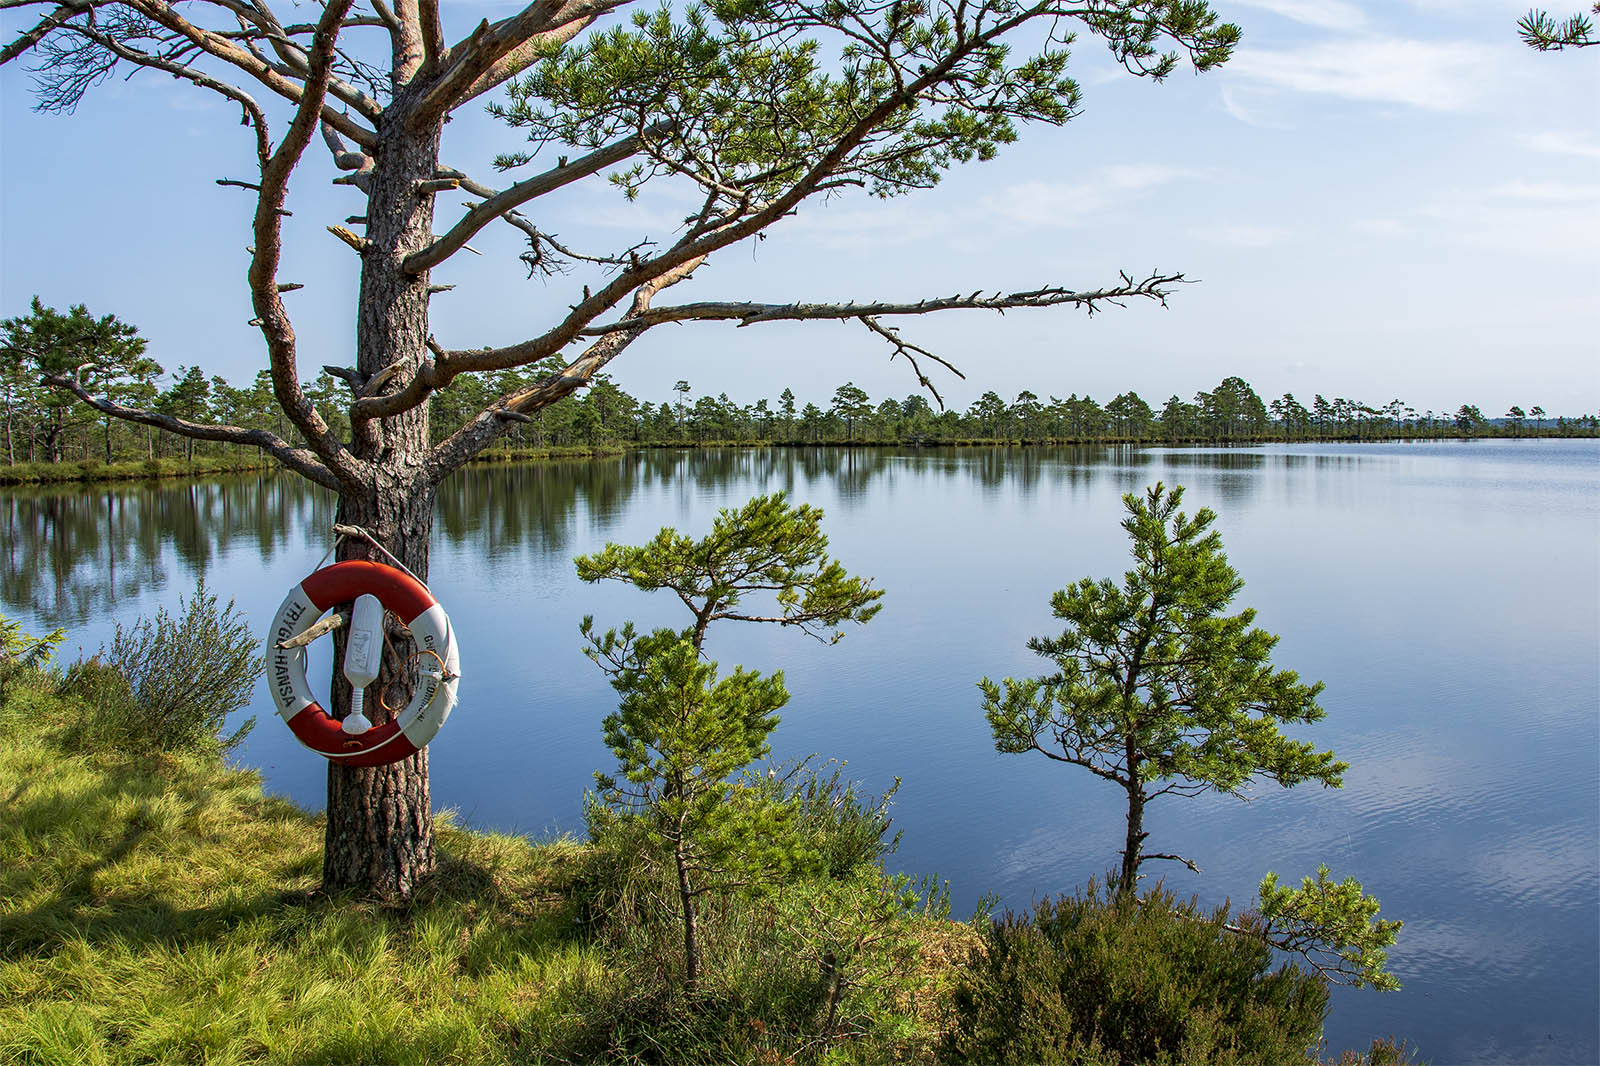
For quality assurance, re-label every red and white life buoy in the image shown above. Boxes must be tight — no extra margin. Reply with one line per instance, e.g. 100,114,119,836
266,560,460,767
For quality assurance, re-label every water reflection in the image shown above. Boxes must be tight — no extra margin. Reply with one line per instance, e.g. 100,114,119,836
0,445,1443,625
0,474,333,627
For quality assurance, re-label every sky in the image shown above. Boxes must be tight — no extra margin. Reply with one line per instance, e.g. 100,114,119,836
1,0,1596,418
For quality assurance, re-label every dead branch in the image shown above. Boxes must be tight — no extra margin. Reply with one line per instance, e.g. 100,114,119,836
1142,852,1201,873
424,253,706,481
0,0,90,66
246,0,367,491
116,0,379,148
41,372,340,489
320,120,372,173
327,224,369,253
580,273,1187,334
858,315,962,409
408,0,625,128
404,126,665,274
417,0,441,70
277,609,349,649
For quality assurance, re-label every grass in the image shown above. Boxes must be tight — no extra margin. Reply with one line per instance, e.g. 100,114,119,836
0,668,1412,1066
0,456,269,487
0,678,955,1066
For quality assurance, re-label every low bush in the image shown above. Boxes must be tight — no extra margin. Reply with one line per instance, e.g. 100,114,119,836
942,880,1330,1066
59,581,259,756
574,762,945,1063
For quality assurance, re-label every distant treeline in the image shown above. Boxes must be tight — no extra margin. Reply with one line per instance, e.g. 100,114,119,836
4,361,1594,472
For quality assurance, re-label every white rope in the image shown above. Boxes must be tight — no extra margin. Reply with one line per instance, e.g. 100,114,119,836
329,523,429,588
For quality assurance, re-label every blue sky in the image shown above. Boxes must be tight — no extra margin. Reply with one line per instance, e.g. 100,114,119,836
2,0,1596,417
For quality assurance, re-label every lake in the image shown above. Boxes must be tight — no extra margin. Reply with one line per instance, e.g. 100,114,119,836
3,440,1596,1065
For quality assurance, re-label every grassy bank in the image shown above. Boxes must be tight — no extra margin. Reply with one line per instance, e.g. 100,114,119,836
0,677,964,1066
0,654,1412,1066
0,456,271,488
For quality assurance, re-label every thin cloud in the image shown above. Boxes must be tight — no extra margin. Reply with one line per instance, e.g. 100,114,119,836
1419,182,1600,258
1219,85,1294,129
1224,0,1368,31
1226,38,1497,111
1188,224,1292,248
980,165,1202,227
1518,130,1600,161
1488,179,1600,204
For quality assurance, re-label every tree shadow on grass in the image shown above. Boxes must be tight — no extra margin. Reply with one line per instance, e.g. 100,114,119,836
0,761,322,963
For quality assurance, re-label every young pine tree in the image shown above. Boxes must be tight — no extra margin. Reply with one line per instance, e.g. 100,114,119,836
979,482,1400,988
578,492,882,988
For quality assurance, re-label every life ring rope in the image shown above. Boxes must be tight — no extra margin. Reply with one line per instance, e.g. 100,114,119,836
266,559,460,768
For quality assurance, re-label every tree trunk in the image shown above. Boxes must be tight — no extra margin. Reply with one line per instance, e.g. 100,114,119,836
1120,779,1145,899
319,100,445,900
674,834,701,991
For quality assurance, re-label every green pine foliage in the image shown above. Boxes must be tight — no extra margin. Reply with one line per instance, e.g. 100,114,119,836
577,493,883,989
977,482,1402,990
980,482,1344,890
1257,866,1404,992
576,491,883,647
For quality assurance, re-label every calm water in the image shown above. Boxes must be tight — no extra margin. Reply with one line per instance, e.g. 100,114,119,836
4,441,1596,1065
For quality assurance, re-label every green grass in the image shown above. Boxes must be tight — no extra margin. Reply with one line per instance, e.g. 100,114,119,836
0,679,953,1066
0,456,269,487
0,680,627,1066
0,672,1411,1066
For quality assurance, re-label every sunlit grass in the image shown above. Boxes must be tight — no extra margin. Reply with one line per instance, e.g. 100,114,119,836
0,677,954,1065
0,678,623,1066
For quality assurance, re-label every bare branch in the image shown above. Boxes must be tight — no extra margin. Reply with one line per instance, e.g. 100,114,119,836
278,609,350,649
368,0,401,34
405,125,664,273
425,254,705,479
582,273,1187,334
114,0,378,148
0,0,89,66
327,224,370,253
858,315,963,409
408,0,624,128
41,372,339,489
1142,851,1201,873
246,0,366,490
418,0,442,69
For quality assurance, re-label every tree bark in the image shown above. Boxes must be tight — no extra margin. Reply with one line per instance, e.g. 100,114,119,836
674,833,701,991
1121,778,1145,898
319,97,445,899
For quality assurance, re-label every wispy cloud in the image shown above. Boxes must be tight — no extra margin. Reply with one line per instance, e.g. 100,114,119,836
1487,179,1600,204
1187,224,1293,248
979,164,1203,228
1223,0,1368,31
1218,85,1294,129
779,200,954,251
1418,181,1600,258
1518,129,1600,160
1226,38,1498,110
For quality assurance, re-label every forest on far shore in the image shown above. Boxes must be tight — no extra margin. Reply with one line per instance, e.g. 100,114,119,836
6,346,1593,470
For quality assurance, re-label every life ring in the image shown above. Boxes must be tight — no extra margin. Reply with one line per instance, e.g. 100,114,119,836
266,560,460,767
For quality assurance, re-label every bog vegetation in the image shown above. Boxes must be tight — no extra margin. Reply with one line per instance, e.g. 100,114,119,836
0,490,1417,1064
1,300,1590,484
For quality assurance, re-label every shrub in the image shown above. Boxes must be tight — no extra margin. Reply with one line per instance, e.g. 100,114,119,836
0,614,65,702
572,763,938,1062
62,580,259,756
941,881,1330,1066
